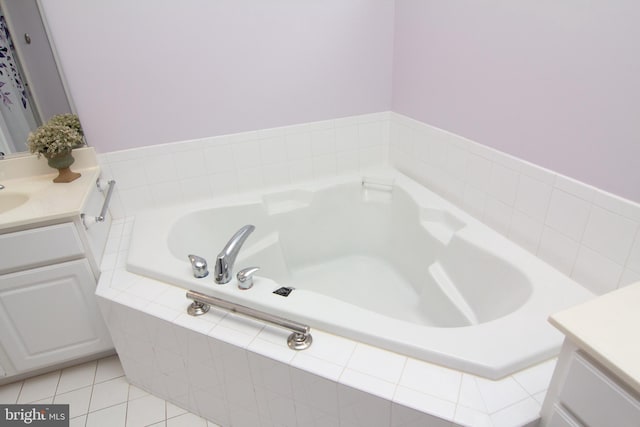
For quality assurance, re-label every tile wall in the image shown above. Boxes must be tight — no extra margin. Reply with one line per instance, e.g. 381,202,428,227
98,112,390,219
388,114,640,296
98,111,640,295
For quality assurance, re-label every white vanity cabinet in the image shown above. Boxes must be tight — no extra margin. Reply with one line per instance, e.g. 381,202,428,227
0,180,114,382
541,283,640,427
542,342,640,427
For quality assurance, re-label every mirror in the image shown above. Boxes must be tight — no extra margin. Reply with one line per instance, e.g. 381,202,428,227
0,0,73,155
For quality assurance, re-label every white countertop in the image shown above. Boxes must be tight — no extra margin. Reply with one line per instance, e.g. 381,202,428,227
549,281,640,394
0,148,100,232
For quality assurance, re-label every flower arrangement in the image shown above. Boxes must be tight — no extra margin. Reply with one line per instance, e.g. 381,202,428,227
27,114,85,158
47,113,84,138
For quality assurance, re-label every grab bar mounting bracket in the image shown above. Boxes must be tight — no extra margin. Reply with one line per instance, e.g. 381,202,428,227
287,332,312,350
187,300,210,316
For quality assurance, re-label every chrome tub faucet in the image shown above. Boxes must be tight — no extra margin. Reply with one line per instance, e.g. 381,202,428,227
214,224,255,284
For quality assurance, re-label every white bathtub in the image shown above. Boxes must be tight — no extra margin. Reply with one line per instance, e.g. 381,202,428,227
127,169,593,379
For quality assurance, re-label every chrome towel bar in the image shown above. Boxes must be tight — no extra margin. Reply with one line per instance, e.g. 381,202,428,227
186,289,313,350
81,179,116,229
97,179,116,222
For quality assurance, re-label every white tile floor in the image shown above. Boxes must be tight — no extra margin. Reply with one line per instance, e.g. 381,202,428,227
0,355,220,427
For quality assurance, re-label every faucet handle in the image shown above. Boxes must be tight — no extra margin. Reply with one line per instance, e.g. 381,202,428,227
237,266,260,290
188,254,209,278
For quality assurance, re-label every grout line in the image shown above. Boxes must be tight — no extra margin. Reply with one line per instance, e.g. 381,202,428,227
621,224,640,272
470,376,490,415
13,379,25,404
82,359,99,427
122,377,130,427
52,370,62,401
164,399,168,426
388,356,409,415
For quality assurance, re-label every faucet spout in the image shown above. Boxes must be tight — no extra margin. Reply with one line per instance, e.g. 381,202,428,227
214,224,255,284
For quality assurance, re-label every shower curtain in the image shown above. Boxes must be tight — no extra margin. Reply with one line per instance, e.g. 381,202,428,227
0,9,38,154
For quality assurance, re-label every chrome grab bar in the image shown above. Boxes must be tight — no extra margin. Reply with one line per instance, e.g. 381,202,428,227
96,179,116,222
81,179,116,229
186,289,313,350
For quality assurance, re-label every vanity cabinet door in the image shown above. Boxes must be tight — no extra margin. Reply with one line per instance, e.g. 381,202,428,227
0,259,113,372
547,404,581,427
558,353,640,427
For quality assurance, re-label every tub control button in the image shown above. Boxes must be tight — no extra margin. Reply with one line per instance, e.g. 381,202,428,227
273,287,294,297
237,266,260,290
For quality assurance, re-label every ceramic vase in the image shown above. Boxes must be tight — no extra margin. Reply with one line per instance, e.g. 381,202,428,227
46,151,81,183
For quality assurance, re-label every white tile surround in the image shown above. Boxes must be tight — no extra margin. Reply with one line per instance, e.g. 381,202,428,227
97,217,547,427
98,113,389,221
92,111,640,426
387,114,640,296
98,112,640,297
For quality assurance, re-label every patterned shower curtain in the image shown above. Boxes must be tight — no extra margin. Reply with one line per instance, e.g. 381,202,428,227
0,9,38,154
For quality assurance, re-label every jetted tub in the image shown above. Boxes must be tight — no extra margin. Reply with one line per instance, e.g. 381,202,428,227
127,169,593,379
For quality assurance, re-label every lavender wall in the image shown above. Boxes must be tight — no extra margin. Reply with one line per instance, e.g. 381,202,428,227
41,1,639,202
39,0,394,152
392,0,640,202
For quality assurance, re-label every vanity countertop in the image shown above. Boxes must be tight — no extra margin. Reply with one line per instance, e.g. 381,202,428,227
0,148,100,233
549,281,640,394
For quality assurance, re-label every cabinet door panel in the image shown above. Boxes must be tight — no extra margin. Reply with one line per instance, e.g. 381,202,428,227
547,404,581,427
559,352,640,427
0,259,113,372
